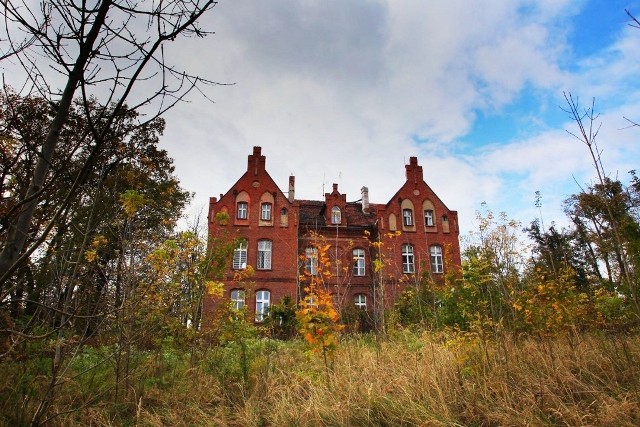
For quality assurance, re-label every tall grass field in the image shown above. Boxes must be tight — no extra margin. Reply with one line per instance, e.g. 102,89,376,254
2,330,639,426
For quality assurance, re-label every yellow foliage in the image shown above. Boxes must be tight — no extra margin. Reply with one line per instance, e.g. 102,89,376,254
85,249,97,263
119,190,146,218
206,281,225,297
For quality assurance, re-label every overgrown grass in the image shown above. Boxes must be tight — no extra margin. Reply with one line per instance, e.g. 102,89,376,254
2,330,639,426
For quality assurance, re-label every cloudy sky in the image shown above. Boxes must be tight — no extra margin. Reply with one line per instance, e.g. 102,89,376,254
7,0,639,237
160,0,640,236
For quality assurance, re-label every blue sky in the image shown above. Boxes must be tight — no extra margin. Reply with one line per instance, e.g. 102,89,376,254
159,0,640,237
6,0,639,238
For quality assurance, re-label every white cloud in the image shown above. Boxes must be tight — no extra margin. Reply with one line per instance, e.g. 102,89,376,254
9,0,632,237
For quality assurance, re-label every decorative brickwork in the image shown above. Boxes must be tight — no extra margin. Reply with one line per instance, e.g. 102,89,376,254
206,147,461,322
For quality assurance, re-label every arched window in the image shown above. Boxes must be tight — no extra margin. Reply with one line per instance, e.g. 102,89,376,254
400,199,415,230
402,244,415,273
230,289,245,310
280,207,288,227
423,200,436,228
331,206,341,224
255,290,271,322
353,248,365,276
257,240,272,270
430,245,443,273
354,294,367,309
235,191,250,221
388,213,397,231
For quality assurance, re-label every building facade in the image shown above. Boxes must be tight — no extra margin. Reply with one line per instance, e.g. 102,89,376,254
206,147,461,321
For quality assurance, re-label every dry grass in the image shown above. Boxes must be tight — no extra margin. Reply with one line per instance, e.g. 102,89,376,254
3,331,639,426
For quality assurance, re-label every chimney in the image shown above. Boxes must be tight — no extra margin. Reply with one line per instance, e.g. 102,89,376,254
405,156,424,183
288,175,295,202
361,186,369,213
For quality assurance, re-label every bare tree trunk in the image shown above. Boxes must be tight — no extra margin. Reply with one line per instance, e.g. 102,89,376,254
0,0,113,284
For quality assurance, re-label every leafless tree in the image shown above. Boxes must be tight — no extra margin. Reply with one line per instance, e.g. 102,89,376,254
0,0,222,292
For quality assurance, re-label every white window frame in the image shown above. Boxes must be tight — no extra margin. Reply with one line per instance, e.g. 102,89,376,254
353,248,365,276
257,240,272,270
261,202,272,221
403,209,413,226
424,209,434,227
430,245,443,273
402,244,415,273
237,201,248,219
232,241,247,270
305,247,318,275
331,206,341,224
305,293,317,308
354,293,367,309
255,290,270,322
230,289,245,310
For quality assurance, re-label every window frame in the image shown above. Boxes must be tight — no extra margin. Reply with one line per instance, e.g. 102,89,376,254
257,239,272,270
430,245,444,274
402,243,415,273
236,201,248,220
331,206,341,224
353,248,366,276
255,289,271,322
305,246,318,275
403,208,413,226
260,202,272,221
424,209,434,227
232,241,248,270
354,293,367,309
230,289,245,310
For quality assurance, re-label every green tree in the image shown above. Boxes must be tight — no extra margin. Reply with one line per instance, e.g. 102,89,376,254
562,93,640,313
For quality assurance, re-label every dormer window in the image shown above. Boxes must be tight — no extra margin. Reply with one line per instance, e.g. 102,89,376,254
331,206,341,224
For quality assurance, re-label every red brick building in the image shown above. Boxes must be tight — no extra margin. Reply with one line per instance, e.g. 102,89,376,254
206,147,461,321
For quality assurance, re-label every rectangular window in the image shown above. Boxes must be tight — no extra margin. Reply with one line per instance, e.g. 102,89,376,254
305,247,318,275
403,209,413,226
430,245,443,273
257,240,272,270
402,244,415,273
232,241,247,270
231,289,245,310
261,203,272,221
424,209,434,227
237,202,248,219
255,290,270,322
353,248,365,276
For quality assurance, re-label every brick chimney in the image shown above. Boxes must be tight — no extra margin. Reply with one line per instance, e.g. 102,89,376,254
405,156,423,183
288,175,295,202
361,186,369,213
248,146,266,176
